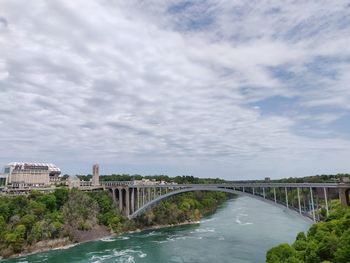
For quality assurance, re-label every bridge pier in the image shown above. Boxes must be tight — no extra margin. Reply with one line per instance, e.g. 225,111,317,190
310,187,316,222
111,188,117,203
323,187,329,216
339,188,350,207
297,187,302,214
142,188,145,206
126,188,130,216
263,187,266,199
285,187,289,208
119,189,123,211
131,188,135,214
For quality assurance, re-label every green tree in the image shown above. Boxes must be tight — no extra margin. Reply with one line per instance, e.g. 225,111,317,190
266,243,298,263
334,229,350,263
38,194,57,212
53,188,69,209
28,222,43,245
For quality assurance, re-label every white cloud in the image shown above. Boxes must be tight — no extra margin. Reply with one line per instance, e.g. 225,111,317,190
0,0,350,178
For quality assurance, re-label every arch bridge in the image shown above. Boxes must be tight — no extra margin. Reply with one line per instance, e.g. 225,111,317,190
101,182,350,222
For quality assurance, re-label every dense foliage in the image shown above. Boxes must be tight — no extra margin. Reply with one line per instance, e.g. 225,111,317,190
266,201,350,263
136,191,231,226
0,189,126,257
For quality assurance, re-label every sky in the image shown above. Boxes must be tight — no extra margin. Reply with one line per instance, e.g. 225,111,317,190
0,0,350,179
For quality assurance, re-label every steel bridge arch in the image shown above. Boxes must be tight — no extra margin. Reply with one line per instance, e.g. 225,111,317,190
129,186,280,219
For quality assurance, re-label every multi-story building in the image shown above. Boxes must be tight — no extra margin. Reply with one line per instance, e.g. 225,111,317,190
4,162,61,188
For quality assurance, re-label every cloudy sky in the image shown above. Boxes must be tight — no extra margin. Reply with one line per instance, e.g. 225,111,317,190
1,1,350,179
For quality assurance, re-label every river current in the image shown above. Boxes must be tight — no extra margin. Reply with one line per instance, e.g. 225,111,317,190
4,196,311,263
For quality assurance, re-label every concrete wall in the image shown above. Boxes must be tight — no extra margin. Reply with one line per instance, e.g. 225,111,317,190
9,171,50,186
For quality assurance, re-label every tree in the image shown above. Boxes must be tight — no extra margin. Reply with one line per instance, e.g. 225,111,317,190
38,194,57,212
334,229,350,263
28,200,46,217
28,222,43,244
62,189,98,232
53,188,69,209
4,224,26,252
266,244,298,263
20,214,36,237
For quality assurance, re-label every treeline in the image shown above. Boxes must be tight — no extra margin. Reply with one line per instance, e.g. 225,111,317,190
136,191,232,226
97,174,226,184
266,201,350,263
271,174,350,183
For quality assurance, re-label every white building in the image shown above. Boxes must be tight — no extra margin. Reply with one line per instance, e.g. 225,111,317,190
4,162,61,188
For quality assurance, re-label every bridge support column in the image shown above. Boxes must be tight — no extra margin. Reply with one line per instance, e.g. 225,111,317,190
131,188,135,214
119,188,123,212
323,187,329,217
273,188,276,203
252,188,255,195
263,187,266,199
285,187,289,208
136,188,138,209
148,188,151,202
310,187,316,222
339,188,349,208
297,187,302,214
126,188,130,216
243,187,245,193
112,188,116,204
142,188,145,206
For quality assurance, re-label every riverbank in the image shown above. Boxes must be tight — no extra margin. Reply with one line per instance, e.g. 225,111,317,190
0,220,200,261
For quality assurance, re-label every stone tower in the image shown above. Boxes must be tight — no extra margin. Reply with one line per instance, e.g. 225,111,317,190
92,164,100,186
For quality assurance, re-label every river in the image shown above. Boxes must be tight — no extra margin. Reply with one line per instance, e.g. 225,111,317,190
3,196,312,263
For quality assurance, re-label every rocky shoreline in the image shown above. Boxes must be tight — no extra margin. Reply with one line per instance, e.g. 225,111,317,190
0,220,200,261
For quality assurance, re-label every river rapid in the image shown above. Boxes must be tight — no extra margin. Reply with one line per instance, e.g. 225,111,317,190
3,196,311,263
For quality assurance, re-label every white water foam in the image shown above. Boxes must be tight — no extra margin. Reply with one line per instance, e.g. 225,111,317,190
52,243,77,251
238,213,248,217
90,249,146,263
200,218,215,223
235,216,253,226
195,228,215,233
145,231,159,237
100,237,115,242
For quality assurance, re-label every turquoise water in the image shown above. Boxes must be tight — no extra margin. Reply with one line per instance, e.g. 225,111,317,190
3,196,311,263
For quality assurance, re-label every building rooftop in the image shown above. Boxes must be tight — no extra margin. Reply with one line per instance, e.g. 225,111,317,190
6,162,61,173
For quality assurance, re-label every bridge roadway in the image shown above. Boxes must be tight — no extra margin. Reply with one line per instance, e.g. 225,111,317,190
101,182,350,222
